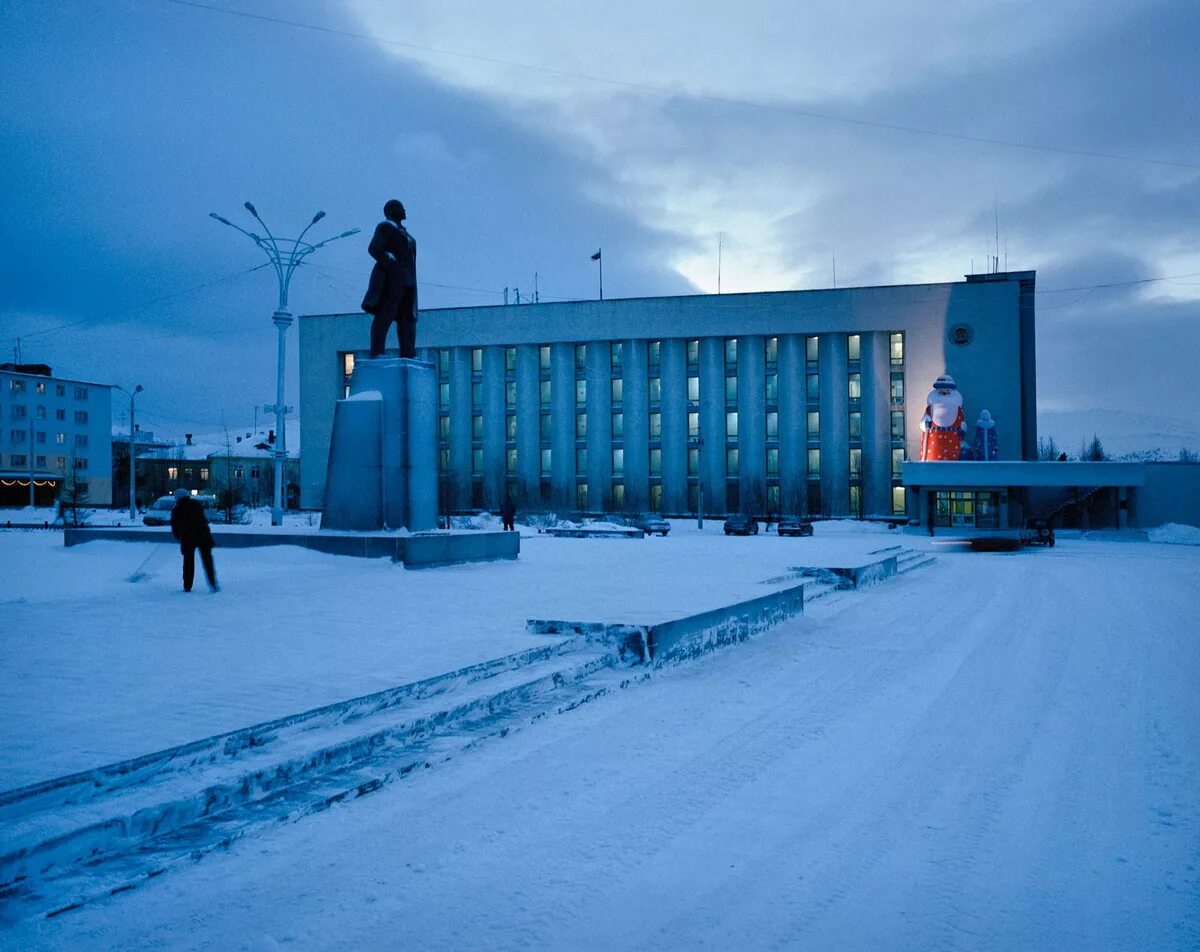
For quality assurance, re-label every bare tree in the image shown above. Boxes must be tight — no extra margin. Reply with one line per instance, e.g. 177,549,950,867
1037,436,1061,461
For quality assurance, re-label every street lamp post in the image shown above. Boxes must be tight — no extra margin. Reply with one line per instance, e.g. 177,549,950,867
115,384,143,522
210,203,359,525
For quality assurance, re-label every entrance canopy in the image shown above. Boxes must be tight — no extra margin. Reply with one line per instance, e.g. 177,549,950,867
902,460,1146,490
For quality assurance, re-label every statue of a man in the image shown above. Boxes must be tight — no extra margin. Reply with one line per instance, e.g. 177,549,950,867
361,199,417,358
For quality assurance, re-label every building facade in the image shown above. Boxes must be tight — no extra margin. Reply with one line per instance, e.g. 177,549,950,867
299,272,1036,518
0,364,113,507
138,428,300,509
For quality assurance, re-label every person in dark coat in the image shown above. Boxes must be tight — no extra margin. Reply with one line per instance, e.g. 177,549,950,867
499,496,516,532
362,199,418,359
170,488,218,593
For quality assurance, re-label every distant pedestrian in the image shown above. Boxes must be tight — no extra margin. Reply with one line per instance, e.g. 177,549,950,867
500,496,516,532
170,488,218,593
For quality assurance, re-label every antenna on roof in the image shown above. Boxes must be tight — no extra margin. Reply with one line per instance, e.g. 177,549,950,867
832,250,837,289
717,232,723,294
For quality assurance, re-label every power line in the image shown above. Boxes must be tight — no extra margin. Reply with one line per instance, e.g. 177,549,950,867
166,0,1200,172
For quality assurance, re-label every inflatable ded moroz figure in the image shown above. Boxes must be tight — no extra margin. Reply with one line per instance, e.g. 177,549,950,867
919,373,967,461
972,408,998,461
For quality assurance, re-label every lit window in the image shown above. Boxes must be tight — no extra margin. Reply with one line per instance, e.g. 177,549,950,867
612,448,624,475
890,333,904,365
506,449,518,474
648,340,661,365
849,411,861,440
891,374,904,403
611,378,623,404
849,447,862,477
576,379,586,404
765,373,778,403
686,340,699,365
168,466,179,479
36,382,45,394
688,412,699,439
807,410,820,440
892,447,905,479
848,373,861,402
726,411,738,438
891,411,906,440
807,448,821,478
725,376,737,403
687,376,699,402
850,485,863,518
539,380,551,406
439,350,450,377
505,347,516,373
766,337,778,364
234,467,244,478
200,467,209,481
576,483,588,509
575,413,587,439
650,448,662,476
439,383,450,406
9,379,24,393
610,342,622,370
472,348,483,373
725,338,737,364
539,345,550,371
892,486,907,515
540,448,551,475
648,412,661,439
343,353,356,377
648,377,661,404
611,412,623,438
767,447,779,476
806,374,819,401
806,336,819,363
766,411,778,438
506,414,518,441
726,448,739,474
847,334,861,362
505,382,516,406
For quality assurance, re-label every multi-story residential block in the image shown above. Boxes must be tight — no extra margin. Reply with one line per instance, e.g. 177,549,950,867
0,364,113,507
298,272,1036,519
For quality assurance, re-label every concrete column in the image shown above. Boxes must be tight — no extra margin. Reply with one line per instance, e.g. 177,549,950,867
585,342,612,511
481,346,506,511
860,331,892,518
699,337,727,515
999,490,1010,529
515,345,540,508
622,339,649,512
660,339,687,515
777,334,805,516
449,347,473,510
1118,485,1128,529
737,336,766,515
550,343,575,510
819,333,849,517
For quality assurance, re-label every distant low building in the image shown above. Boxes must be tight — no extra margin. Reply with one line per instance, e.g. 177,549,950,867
111,427,174,508
0,363,113,507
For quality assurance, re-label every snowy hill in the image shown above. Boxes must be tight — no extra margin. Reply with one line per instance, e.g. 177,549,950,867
1037,409,1200,459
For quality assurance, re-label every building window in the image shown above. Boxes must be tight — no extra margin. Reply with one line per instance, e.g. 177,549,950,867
200,467,209,481
687,376,699,402
576,413,587,439
648,377,661,404
343,353,356,377
506,449,518,474
506,414,518,441
471,382,482,406
36,382,45,394
688,448,699,476
35,405,46,420
576,379,586,404
725,338,738,365
890,333,904,365
74,386,88,400
727,448,739,475
55,384,65,397
9,379,24,393
650,483,663,512
891,374,905,404
56,409,65,421
610,342,622,370
438,350,451,378
687,484,699,512
892,447,905,479
540,380,551,406
765,373,778,403
439,383,450,406
648,340,661,366
505,347,517,373
806,374,819,401
612,483,625,508
767,447,779,476
612,448,624,476
726,411,738,438
848,373,861,402
576,447,587,471
807,410,820,440
688,411,700,439
576,483,589,509
439,416,450,441
56,455,65,469
505,381,516,406
849,447,862,477
807,448,821,478
725,376,737,403
893,486,907,515
727,481,740,512
650,448,662,476
575,344,587,370
806,336,819,363
849,410,861,440
766,411,778,439
11,454,27,467
74,434,88,447
686,339,699,365
167,466,178,479
540,413,552,440
766,336,778,364
540,448,552,476
470,348,482,373
473,415,484,440
847,334,861,362
538,345,550,371
12,405,26,419
649,412,662,439
438,449,450,473
891,411,906,440
850,484,862,518
75,457,88,470
250,467,261,479
611,412,623,438
611,378,623,404
55,432,65,444
767,484,780,512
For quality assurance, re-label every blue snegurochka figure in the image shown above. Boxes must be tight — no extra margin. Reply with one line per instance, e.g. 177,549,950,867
972,409,998,461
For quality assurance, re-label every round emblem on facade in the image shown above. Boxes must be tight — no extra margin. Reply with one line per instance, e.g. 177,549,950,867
949,323,974,346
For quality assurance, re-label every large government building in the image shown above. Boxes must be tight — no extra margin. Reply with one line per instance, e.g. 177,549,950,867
299,271,1036,519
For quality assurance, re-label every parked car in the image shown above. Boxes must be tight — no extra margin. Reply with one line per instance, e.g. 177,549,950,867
142,494,219,526
777,518,814,537
723,514,759,536
629,513,670,536
1024,518,1056,547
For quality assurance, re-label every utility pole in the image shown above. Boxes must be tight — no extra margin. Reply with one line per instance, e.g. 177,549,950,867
116,384,143,521
210,203,359,525
28,415,35,508
591,248,603,300
695,434,705,529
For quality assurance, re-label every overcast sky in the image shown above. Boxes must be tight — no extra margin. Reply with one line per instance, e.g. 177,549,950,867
1,0,1197,442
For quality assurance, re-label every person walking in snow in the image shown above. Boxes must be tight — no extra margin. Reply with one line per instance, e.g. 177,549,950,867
170,488,219,593
972,409,999,461
500,496,516,532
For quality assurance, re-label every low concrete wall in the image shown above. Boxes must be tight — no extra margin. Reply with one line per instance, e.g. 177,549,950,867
63,528,519,567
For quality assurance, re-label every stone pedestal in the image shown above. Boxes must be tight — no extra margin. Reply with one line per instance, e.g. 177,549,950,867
322,357,438,532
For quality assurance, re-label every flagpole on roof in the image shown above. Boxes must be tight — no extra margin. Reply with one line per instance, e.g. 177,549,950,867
591,248,603,300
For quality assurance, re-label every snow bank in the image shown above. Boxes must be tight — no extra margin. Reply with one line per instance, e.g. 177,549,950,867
1148,522,1200,546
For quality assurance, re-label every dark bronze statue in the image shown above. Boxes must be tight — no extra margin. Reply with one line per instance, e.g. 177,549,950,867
362,199,417,358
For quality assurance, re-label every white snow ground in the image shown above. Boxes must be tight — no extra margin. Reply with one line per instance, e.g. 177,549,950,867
2,527,1197,949
0,521,895,790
